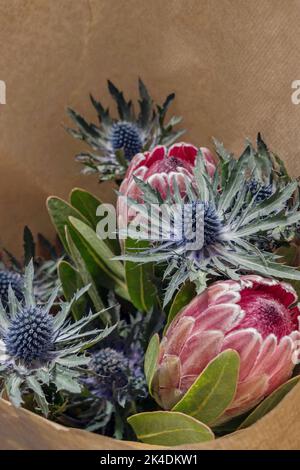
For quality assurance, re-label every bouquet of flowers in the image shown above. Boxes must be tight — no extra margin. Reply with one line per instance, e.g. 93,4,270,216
1,80,300,447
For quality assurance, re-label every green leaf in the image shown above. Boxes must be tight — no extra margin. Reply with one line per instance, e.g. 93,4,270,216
172,350,240,425
68,219,129,302
239,375,300,430
166,281,196,331
47,196,89,253
128,411,214,446
65,227,105,313
144,333,160,395
70,189,120,254
58,260,88,320
69,217,125,282
70,188,102,229
125,239,157,312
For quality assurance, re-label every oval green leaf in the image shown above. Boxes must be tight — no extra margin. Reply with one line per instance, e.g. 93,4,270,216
165,281,196,332
70,188,120,255
47,196,89,253
125,238,157,312
128,411,214,446
70,187,102,229
69,216,125,282
172,350,240,425
67,219,129,301
65,227,105,313
238,375,300,430
58,260,87,320
144,333,160,395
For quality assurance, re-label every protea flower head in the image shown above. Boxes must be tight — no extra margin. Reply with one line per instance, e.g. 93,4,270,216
0,270,23,307
0,261,115,415
152,276,300,423
117,142,216,232
119,137,300,304
66,79,185,181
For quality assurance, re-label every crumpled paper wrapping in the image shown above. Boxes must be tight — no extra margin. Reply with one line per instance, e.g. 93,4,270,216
1,379,300,449
1,0,300,449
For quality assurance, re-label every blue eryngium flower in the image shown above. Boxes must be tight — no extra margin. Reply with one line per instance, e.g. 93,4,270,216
111,122,143,160
178,201,222,249
5,306,54,365
87,344,147,406
66,79,185,181
0,270,23,307
118,142,300,305
0,261,115,415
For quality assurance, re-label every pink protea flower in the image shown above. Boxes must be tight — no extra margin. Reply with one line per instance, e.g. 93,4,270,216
152,276,300,424
117,142,216,231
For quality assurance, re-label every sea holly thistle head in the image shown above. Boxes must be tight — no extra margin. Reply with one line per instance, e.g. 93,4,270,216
0,261,115,416
0,270,24,307
66,79,185,181
88,344,147,407
119,136,300,305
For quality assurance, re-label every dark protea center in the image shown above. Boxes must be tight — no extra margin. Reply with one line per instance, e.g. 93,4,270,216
5,306,54,365
248,179,273,203
0,270,24,307
179,201,222,249
111,121,143,160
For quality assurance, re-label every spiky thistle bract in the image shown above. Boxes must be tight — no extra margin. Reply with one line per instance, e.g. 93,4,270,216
118,135,300,305
0,261,116,416
1,226,64,305
66,79,185,181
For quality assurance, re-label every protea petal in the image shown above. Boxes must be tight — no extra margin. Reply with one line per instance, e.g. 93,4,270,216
193,303,244,334
164,316,195,356
168,142,198,164
221,329,262,381
180,330,224,377
153,354,182,409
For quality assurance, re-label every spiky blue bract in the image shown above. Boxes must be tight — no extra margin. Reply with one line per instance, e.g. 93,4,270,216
0,270,23,307
111,122,143,160
4,306,54,365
